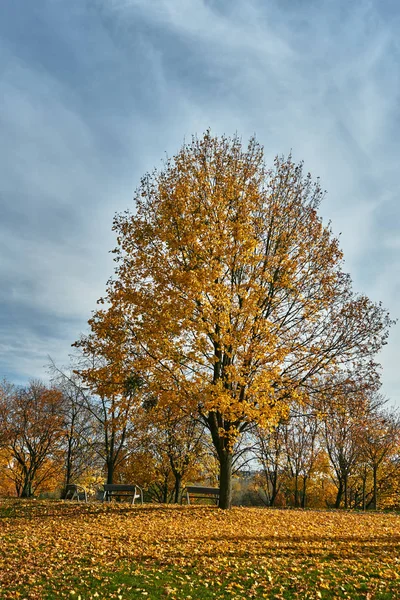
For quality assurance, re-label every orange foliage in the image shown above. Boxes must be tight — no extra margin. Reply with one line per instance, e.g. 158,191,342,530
0,381,65,497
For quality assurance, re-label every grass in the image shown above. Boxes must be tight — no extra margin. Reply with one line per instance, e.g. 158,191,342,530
0,499,399,599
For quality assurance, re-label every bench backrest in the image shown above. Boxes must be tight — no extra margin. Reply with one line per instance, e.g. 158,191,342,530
186,486,219,495
64,483,87,501
66,484,85,493
103,484,138,492
66,484,78,491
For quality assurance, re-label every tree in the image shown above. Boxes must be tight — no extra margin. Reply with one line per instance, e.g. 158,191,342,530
0,379,14,449
1,381,65,497
80,132,393,508
361,404,400,509
284,408,320,508
52,357,145,486
49,366,102,495
146,404,206,503
321,382,370,509
254,423,286,506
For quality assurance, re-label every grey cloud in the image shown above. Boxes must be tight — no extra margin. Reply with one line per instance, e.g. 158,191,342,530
0,0,399,403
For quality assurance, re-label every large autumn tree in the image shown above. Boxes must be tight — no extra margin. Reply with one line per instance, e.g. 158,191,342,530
80,132,392,508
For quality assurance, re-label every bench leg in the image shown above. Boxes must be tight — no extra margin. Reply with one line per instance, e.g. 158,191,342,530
132,488,144,505
132,491,143,505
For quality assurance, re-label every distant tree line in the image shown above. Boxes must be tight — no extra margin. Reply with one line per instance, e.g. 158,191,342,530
0,371,398,510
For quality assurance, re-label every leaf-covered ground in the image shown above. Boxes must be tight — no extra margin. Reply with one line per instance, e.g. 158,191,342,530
0,501,399,599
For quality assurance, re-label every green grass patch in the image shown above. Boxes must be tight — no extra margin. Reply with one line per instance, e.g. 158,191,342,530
11,560,400,600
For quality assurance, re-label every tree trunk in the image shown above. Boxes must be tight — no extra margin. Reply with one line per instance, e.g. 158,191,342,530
294,473,299,507
66,441,73,486
106,459,114,485
335,480,343,508
205,411,233,510
362,479,366,511
21,477,33,498
218,451,233,509
301,476,307,508
163,478,169,504
61,438,74,499
269,468,279,507
372,465,378,510
106,425,117,486
20,465,35,498
173,473,182,504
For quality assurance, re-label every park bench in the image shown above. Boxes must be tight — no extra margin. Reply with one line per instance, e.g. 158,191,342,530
182,485,220,505
64,483,87,503
102,484,143,505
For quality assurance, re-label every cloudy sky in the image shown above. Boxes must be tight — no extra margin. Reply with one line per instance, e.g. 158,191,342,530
1,0,399,403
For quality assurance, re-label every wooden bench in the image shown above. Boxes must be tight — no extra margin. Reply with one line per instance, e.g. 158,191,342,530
102,484,143,505
64,483,87,503
182,486,220,505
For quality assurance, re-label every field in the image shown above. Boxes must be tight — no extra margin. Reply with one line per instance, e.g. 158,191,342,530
0,501,399,599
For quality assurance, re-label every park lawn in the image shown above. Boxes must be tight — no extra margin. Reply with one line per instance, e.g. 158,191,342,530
0,501,399,599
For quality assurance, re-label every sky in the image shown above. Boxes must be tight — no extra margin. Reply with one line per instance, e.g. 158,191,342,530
0,0,399,403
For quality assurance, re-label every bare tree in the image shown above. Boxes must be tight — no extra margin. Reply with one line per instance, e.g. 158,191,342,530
254,423,287,506
284,409,320,507
50,357,145,486
321,386,370,509
50,369,102,495
361,403,400,509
